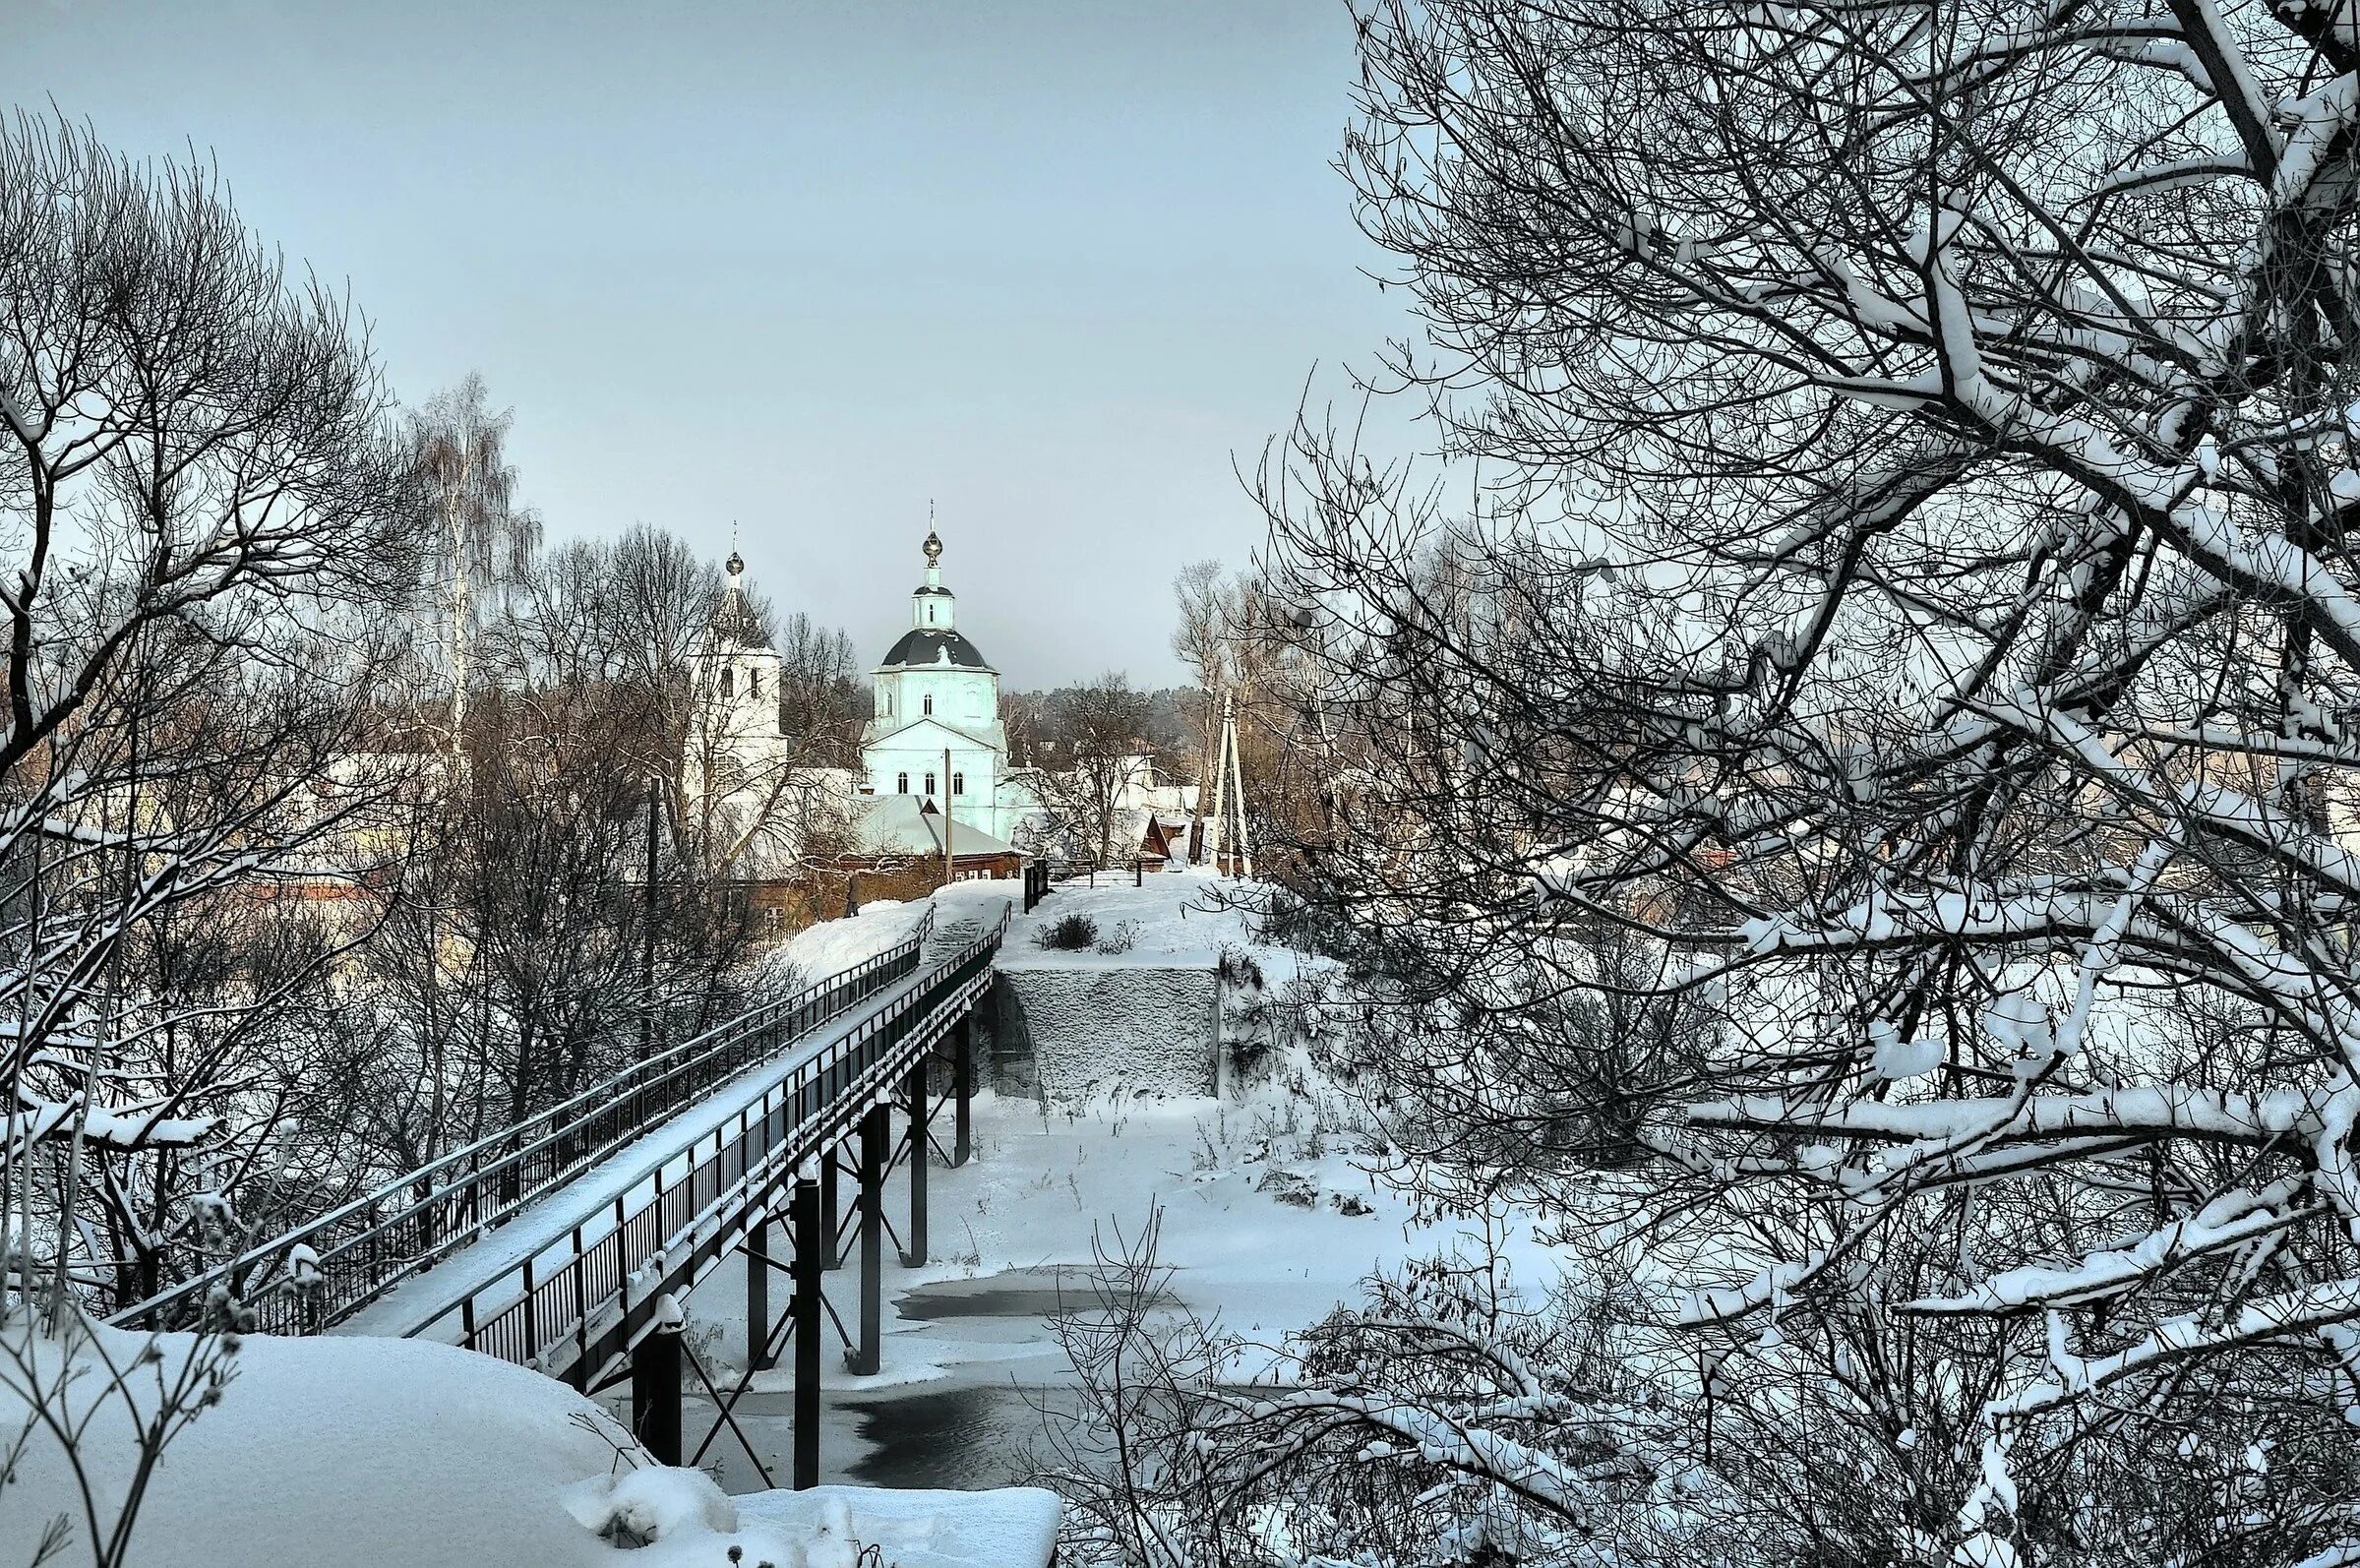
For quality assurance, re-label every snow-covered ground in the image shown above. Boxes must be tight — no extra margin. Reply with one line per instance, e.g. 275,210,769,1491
778,896,937,978
809,867,1286,976
0,1322,1058,1567
998,867,1254,968
673,1078,1553,1491
652,872,1495,1491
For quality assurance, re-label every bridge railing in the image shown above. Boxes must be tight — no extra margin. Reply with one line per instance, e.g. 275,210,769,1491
111,907,939,1336
442,904,1011,1384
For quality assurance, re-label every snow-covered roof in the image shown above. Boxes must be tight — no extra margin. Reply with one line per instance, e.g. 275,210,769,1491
878,627,994,672
855,795,1020,859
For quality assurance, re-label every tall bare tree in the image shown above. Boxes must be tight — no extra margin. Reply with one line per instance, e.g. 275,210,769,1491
0,111,424,1566
408,374,539,755
1024,674,1152,872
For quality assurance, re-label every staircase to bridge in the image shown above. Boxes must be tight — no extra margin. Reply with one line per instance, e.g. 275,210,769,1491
110,896,1013,1488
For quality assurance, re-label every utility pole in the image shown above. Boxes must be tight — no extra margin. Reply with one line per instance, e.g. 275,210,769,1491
942,745,954,886
1204,691,1229,871
1226,698,1253,879
1204,692,1253,878
641,776,660,1059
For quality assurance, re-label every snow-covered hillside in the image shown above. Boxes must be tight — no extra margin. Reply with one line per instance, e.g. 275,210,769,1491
0,1321,1057,1568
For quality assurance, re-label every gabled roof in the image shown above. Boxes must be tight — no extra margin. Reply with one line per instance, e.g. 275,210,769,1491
878,629,994,672
854,795,1019,860
863,714,1007,754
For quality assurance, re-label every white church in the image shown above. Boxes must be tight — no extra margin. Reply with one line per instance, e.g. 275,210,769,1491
688,529,1030,881
855,529,1030,852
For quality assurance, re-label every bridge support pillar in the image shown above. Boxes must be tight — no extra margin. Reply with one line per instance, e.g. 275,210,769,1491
851,1104,887,1376
631,1314,683,1468
791,1174,823,1489
952,1014,973,1168
904,1060,930,1266
819,1153,841,1270
746,1208,774,1370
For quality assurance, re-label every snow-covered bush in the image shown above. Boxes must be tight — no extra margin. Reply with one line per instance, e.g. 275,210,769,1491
1034,913,1100,951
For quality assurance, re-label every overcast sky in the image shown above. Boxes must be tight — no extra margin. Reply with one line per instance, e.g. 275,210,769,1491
13,0,1415,686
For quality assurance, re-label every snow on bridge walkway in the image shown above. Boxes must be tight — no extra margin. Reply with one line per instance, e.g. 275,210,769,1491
113,898,1010,1400
322,901,1009,1395
333,955,938,1347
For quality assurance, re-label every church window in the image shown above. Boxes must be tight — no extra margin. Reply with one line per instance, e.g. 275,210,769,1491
923,694,933,716
720,667,733,699
925,771,937,796
749,667,761,698
896,771,909,794
952,771,965,796
927,603,936,624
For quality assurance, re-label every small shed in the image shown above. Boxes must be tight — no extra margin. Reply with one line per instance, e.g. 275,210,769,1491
1136,814,1181,869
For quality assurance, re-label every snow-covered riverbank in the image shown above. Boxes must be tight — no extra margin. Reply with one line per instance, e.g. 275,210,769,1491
672,1077,1554,1491
0,1322,1059,1567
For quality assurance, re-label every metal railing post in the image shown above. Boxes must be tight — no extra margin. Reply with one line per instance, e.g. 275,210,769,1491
572,1226,588,1375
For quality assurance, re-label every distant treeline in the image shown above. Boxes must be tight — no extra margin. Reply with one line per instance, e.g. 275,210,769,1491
1000,684,1200,776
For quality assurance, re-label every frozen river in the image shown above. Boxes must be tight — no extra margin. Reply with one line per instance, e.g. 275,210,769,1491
617,1076,1536,1497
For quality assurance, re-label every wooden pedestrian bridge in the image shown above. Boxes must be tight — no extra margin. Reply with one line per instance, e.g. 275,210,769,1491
109,898,1013,1488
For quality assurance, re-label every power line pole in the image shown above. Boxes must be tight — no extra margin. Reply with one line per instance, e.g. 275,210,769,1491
1204,692,1254,878
1204,691,1230,872
1223,696,1253,879
641,776,660,1060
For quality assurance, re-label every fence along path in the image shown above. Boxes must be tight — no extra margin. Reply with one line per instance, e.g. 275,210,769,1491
109,907,939,1342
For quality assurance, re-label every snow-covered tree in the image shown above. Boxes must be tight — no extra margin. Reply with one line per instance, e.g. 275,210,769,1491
1098,1,2360,1562
0,111,424,1564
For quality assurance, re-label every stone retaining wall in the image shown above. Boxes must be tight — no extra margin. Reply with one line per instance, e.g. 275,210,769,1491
991,963,1220,1100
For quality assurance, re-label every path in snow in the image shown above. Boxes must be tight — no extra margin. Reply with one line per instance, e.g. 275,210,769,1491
336,956,939,1344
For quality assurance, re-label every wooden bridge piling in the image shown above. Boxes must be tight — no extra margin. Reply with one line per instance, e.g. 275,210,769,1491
632,1312,684,1466
952,1014,973,1166
746,1211,773,1370
819,1155,841,1269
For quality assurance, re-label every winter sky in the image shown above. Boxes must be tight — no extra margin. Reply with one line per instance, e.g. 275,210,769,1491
12,0,1414,685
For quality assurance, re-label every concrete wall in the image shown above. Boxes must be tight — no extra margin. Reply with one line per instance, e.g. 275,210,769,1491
992,963,1220,1100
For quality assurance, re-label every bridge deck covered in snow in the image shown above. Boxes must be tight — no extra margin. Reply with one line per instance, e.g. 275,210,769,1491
111,899,1011,1485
